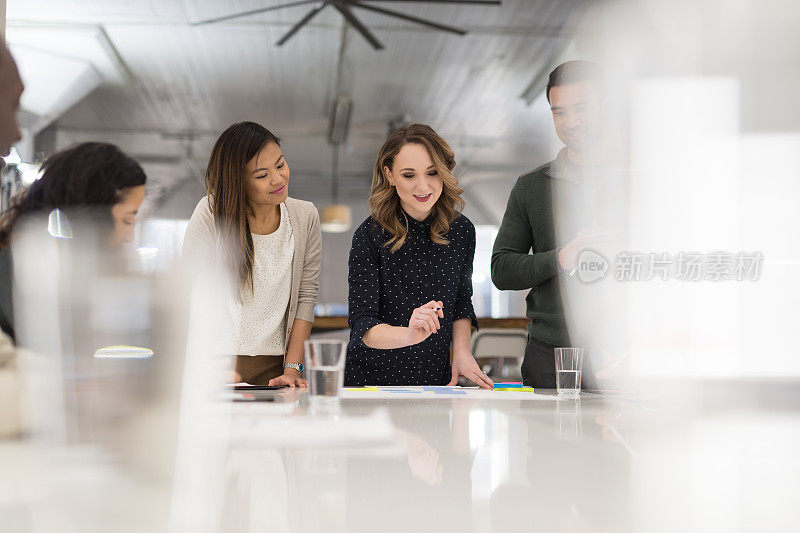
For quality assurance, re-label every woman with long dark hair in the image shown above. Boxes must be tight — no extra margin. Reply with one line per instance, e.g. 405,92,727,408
345,124,492,388
183,122,320,388
0,142,147,341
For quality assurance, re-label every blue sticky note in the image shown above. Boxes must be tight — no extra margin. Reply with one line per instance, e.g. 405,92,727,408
387,389,422,393
493,382,523,389
435,388,467,395
422,386,467,395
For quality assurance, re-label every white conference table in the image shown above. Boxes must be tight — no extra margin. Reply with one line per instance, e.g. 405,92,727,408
235,387,628,533
2,383,800,533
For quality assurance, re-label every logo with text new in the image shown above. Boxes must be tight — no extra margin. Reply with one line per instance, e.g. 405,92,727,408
576,249,609,283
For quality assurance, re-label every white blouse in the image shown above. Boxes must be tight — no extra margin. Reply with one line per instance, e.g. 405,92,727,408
237,202,294,355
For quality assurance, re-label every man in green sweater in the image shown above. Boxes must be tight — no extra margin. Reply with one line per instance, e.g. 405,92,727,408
491,60,607,388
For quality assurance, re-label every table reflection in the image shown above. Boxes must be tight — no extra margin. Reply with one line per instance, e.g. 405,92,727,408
231,393,634,533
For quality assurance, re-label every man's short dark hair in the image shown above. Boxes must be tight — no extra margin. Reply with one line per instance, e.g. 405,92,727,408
546,60,602,103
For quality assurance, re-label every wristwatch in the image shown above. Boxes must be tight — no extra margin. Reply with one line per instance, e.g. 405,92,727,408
284,363,304,373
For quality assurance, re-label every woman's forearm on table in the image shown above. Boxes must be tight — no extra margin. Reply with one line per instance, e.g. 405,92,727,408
285,318,312,365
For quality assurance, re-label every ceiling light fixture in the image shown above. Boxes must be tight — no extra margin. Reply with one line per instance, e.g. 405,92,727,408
321,94,354,233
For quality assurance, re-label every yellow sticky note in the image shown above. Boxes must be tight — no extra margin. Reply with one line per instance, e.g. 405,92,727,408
345,386,379,391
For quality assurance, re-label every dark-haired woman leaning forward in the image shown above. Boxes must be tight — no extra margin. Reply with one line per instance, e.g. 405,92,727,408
345,124,493,388
0,142,147,342
183,122,321,388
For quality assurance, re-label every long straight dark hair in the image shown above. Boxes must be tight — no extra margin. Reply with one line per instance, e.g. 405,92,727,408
0,142,146,247
205,121,282,292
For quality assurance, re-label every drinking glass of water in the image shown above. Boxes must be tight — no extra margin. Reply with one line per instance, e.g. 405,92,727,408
554,347,584,396
304,339,347,403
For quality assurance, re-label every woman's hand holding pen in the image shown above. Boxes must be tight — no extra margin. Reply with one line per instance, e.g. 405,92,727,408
406,300,444,346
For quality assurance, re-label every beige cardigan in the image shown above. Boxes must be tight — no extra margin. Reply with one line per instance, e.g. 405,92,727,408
183,196,321,351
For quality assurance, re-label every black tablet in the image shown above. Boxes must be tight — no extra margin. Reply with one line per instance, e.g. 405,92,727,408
228,384,289,391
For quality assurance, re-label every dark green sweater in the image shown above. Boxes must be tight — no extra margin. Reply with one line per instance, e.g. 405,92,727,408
491,151,572,347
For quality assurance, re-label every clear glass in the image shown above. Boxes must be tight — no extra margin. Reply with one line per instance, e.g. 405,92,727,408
304,339,348,402
554,347,584,396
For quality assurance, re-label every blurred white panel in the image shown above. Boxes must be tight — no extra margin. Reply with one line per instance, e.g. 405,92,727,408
737,134,800,376
10,45,102,126
627,78,745,378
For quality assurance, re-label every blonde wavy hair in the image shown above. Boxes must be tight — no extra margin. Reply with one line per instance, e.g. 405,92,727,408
369,124,465,252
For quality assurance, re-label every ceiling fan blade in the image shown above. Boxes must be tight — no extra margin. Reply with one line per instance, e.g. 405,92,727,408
352,1,467,35
331,1,385,49
276,2,330,45
358,1,501,5
191,0,320,26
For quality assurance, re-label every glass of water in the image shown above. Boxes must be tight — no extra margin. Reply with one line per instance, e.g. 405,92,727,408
304,339,347,403
554,347,584,396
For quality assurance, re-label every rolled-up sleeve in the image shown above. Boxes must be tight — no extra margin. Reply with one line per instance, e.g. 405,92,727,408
347,224,384,346
452,220,479,330
296,206,321,323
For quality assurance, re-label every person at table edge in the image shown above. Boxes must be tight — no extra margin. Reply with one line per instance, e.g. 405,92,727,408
345,124,493,389
491,60,608,388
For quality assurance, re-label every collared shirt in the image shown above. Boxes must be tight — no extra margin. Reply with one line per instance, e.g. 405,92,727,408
345,211,478,386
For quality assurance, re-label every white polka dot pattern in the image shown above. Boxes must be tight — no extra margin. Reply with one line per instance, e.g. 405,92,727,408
345,212,478,386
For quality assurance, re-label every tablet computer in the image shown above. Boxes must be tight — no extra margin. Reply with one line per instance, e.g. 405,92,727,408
227,384,289,391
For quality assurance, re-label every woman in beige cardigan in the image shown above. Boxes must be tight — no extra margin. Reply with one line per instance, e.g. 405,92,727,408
183,122,321,387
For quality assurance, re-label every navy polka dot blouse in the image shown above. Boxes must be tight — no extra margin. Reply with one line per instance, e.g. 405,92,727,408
345,211,479,386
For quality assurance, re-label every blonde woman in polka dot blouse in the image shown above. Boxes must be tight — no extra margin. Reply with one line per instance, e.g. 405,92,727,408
345,124,493,388
183,122,321,387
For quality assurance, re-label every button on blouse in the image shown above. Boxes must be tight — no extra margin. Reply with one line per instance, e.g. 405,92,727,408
345,212,479,386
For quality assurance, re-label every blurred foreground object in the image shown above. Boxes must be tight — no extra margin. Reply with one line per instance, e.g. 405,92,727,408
0,331,20,437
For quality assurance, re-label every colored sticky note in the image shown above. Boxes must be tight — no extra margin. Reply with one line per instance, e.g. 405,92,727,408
493,382,524,389
494,387,536,393
421,386,467,395
386,389,422,393
346,386,379,391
